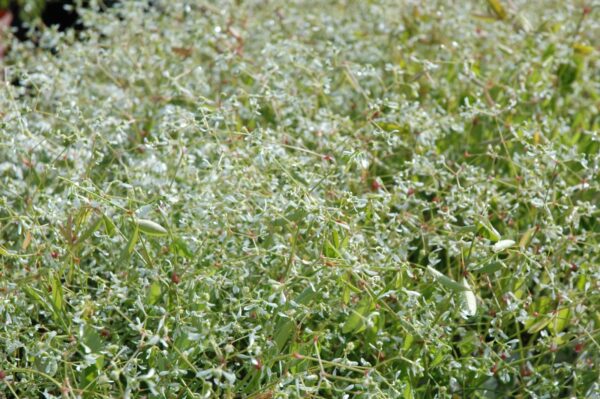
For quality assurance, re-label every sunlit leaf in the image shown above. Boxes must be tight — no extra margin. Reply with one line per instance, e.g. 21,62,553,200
477,219,501,241
487,0,507,20
147,281,162,305
493,240,515,252
549,308,570,335
342,300,371,334
137,219,168,236
427,266,470,292
527,317,551,334
519,227,536,249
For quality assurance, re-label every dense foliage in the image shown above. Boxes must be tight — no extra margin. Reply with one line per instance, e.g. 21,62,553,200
1,0,599,397
1,0,48,22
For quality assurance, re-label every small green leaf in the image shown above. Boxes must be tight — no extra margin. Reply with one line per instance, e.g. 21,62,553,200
477,219,501,241
403,334,414,352
172,237,193,258
76,216,103,245
342,300,371,334
427,266,470,292
377,122,407,133
128,226,139,253
557,62,578,92
342,310,363,334
274,318,295,352
474,260,505,274
487,0,507,20
120,225,139,260
294,286,317,306
332,230,340,249
342,285,350,305
289,169,309,186
23,285,45,309
273,287,317,352
137,219,168,236
403,382,414,399
519,226,536,249
573,43,594,56
430,350,445,367
527,317,551,334
0,246,19,257
456,225,477,234
51,273,65,312
147,281,162,305
103,214,116,236
549,308,570,335
82,325,104,353
286,208,308,222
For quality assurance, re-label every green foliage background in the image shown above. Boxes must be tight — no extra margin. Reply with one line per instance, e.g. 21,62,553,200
0,0,599,397
0,0,47,21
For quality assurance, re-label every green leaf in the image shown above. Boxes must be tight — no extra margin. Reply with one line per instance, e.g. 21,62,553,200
76,216,103,245
103,214,116,236
120,225,139,260
172,237,193,258
22,285,45,309
274,318,295,352
342,285,351,305
274,287,317,352
324,240,340,258
342,300,371,334
527,317,551,334
50,273,65,312
23,278,67,330
487,0,507,20
342,310,363,334
137,219,168,236
573,43,594,56
519,226,536,249
0,246,18,257
557,62,578,92
286,208,308,222
403,382,414,399
427,266,470,292
456,225,478,234
289,169,309,186
474,260,505,274
430,350,446,367
147,281,162,305
403,334,414,352
377,122,407,133
82,325,104,353
294,286,317,306
477,219,501,241
549,308,570,335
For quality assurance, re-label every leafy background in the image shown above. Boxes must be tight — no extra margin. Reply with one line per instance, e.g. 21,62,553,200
0,0,599,397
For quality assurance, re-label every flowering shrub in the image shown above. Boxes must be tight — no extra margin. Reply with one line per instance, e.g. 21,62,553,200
0,0,598,397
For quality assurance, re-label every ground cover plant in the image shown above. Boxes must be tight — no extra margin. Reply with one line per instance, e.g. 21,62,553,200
0,0,599,397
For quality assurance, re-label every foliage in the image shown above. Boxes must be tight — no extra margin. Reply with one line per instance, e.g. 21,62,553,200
0,0,47,22
0,0,599,397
